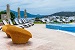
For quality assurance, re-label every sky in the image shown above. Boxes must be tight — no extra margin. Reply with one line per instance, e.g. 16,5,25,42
0,0,75,15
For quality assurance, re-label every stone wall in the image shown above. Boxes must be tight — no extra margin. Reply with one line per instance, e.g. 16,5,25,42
1,14,8,20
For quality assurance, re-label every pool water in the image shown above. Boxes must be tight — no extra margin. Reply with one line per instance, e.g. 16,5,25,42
46,24,75,32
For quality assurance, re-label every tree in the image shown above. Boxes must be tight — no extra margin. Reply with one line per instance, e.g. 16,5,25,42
35,17,40,21
10,12,15,21
35,17,39,20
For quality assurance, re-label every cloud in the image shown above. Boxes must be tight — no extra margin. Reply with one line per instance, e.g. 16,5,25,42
0,0,75,15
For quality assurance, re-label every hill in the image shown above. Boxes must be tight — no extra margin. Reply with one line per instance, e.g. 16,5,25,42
50,12,75,17
4,10,44,18
10,10,43,18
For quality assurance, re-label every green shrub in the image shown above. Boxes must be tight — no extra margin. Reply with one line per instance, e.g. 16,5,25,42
34,21,46,24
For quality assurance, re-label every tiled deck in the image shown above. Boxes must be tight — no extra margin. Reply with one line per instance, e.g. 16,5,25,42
0,24,75,50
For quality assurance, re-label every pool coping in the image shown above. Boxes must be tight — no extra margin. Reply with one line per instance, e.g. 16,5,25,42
56,30,75,36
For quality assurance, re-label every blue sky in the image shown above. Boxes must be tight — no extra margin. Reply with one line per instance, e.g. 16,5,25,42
0,0,75,15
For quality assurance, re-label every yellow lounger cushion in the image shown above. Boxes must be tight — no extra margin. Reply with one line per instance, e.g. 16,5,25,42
6,25,32,44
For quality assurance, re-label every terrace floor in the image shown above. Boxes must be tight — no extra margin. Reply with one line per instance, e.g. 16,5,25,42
0,24,75,50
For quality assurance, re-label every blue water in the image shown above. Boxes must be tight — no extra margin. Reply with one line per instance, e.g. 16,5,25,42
46,24,75,32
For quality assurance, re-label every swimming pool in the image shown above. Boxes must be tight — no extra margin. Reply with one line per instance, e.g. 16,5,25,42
46,24,75,32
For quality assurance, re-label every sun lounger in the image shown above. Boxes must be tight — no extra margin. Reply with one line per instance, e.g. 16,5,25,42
0,20,24,30
14,19,19,25
14,19,29,28
21,18,26,23
1,19,25,37
18,19,22,24
24,18,34,26
2,20,8,25
8,19,13,25
20,18,34,26
0,20,8,30
0,20,6,30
